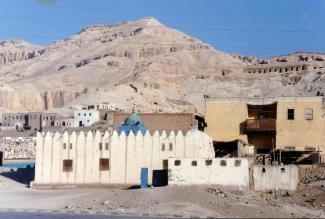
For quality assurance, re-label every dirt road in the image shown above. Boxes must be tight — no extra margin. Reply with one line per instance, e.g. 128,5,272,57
0,168,324,218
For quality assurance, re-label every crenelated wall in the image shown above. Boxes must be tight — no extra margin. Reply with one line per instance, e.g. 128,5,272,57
34,129,214,186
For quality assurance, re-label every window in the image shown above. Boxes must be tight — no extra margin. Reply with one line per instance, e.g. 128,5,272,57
169,143,173,151
78,113,81,116
304,108,313,120
84,113,86,116
262,167,266,173
220,160,227,166
281,167,285,173
192,161,197,166
99,143,103,151
205,160,212,166
69,143,73,149
235,160,241,167
161,143,165,151
63,160,73,172
89,113,92,116
105,143,109,150
99,158,109,171
287,109,295,120
63,143,67,149
174,160,181,166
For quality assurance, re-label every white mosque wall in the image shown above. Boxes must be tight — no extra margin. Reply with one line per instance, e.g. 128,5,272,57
33,129,214,186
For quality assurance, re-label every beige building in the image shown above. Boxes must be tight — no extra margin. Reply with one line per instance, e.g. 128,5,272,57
33,129,214,186
205,97,325,158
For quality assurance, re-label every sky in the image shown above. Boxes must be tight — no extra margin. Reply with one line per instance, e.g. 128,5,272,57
0,0,325,58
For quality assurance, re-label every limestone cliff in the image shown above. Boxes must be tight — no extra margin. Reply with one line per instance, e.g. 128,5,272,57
0,17,324,114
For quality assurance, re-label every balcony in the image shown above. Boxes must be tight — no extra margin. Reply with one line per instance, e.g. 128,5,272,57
240,118,276,133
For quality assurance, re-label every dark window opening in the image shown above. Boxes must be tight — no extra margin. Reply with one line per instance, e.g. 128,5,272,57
262,167,266,173
105,143,109,150
174,160,181,166
99,158,109,171
99,143,103,151
192,161,197,166
220,160,227,166
161,143,165,151
205,160,212,166
287,109,295,120
63,160,73,172
235,160,241,167
63,143,67,149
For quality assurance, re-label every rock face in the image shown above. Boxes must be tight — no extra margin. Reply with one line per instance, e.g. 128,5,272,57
0,17,324,114
0,40,44,66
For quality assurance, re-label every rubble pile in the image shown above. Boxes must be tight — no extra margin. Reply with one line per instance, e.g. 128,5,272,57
299,166,325,184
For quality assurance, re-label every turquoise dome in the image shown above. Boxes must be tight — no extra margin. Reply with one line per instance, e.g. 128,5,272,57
117,113,148,135
123,113,144,126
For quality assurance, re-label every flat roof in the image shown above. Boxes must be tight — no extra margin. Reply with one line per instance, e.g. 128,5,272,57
206,96,324,104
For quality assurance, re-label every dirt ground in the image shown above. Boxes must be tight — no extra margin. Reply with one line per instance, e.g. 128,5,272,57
0,168,324,218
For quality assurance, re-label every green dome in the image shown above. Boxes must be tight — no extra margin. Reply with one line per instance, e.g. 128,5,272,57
123,113,144,126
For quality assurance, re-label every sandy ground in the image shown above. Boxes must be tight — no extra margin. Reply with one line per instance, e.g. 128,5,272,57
0,168,324,218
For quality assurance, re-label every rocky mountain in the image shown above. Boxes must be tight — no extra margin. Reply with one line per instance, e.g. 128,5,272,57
0,17,324,115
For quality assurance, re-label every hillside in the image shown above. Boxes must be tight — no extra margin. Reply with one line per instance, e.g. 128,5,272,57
0,17,324,114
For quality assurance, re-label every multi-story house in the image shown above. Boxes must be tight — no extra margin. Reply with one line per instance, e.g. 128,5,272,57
205,97,325,162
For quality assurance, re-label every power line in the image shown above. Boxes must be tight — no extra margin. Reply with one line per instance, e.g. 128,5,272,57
0,14,323,34
1,31,324,52
0,1,322,17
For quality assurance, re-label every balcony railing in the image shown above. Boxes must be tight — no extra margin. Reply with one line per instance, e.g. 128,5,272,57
240,118,276,133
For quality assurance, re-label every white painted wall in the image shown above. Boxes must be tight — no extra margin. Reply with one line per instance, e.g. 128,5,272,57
34,129,214,186
74,109,100,127
168,158,250,189
253,165,299,191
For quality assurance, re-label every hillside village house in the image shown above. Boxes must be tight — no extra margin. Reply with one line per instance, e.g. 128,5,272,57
54,117,75,127
1,112,57,131
87,103,116,111
205,96,325,162
74,109,101,127
41,113,57,128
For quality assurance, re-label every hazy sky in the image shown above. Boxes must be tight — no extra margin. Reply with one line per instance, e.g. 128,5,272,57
0,0,324,58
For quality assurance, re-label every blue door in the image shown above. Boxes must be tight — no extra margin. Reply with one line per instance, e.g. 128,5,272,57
140,168,148,189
